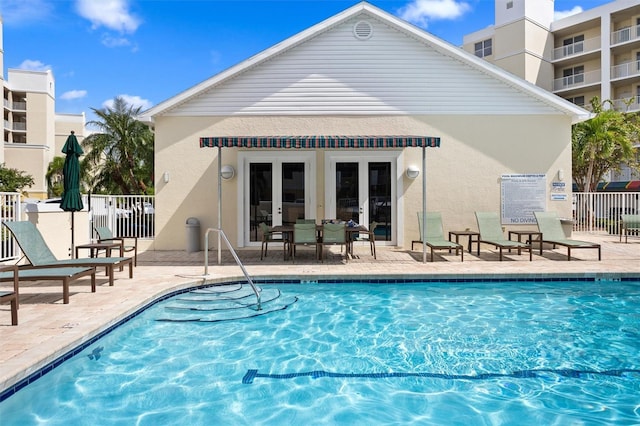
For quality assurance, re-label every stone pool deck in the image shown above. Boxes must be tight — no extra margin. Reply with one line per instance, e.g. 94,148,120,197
1,232,638,393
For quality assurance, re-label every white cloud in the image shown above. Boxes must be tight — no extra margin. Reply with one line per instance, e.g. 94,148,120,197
103,95,153,111
16,59,51,71
554,6,583,21
100,34,132,48
75,0,141,33
0,0,53,25
60,90,87,101
398,0,471,28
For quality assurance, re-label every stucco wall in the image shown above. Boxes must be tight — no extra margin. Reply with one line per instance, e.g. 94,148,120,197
153,113,572,251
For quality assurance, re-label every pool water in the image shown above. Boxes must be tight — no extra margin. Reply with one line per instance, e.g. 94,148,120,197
1,279,640,425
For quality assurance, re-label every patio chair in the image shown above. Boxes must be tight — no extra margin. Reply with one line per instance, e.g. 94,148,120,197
620,214,640,243
0,265,18,325
296,219,316,224
475,212,532,261
258,222,288,260
292,223,320,262
95,226,138,266
320,222,347,262
3,221,133,286
534,211,601,261
0,264,95,306
412,212,463,262
352,221,378,259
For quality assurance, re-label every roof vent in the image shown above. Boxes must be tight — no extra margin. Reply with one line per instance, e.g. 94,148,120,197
353,21,373,40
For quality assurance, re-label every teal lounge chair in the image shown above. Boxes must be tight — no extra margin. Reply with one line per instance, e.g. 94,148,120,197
0,265,95,305
412,212,463,262
4,221,133,286
95,226,138,266
475,212,532,261
534,211,601,261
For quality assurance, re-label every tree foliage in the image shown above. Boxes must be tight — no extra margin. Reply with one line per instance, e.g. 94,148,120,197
46,156,65,197
81,97,154,195
0,163,35,194
572,97,639,192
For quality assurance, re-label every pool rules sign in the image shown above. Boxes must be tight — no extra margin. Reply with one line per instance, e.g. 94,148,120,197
500,174,546,224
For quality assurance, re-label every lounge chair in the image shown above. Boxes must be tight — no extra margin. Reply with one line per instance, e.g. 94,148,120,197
95,226,138,266
0,265,18,325
3,221,133,286
534,211,601,261
620,214,640,243
475,212,532,261
412,212,463,261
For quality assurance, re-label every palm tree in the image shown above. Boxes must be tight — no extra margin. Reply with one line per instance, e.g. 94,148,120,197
572,97,636,192
81,97,154,195
46,156,65,197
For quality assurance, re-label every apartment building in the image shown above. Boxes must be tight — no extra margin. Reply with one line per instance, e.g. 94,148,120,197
463,0,640,187
1,18,85,199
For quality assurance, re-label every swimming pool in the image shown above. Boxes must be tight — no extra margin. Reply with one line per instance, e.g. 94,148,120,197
1,278,639,424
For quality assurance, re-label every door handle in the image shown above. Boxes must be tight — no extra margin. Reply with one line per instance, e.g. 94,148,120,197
277,207,282,214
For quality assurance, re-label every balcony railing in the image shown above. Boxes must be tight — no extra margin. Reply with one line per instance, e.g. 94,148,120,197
553,69,601,92
611,25,640,45
553,36,600,61
611,60,640,80
11,122,26,131
612,97,640,112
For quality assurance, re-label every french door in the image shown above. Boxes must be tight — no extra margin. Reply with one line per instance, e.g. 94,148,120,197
240,152,315,246
325,152,400,245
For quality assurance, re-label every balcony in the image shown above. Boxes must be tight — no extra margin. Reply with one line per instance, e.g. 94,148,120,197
2,100,26,111
552,36,600,61
612,97,640,112
611,60,640,80
611,25,640,45
553,69,601,92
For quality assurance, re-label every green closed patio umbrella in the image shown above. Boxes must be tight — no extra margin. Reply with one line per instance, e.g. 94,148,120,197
60,131,84,258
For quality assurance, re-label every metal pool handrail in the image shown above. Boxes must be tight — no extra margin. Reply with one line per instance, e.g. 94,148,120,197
204,227,261,310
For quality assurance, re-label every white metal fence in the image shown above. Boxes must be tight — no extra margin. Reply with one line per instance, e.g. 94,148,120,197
86,194,155,239
0,192,22,261
572,192,640,234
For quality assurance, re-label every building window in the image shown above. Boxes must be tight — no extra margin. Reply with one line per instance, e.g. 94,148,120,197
563,66,584,86
562,35,584,56
567,96,585,107
506,1,513,9
474,39,492,58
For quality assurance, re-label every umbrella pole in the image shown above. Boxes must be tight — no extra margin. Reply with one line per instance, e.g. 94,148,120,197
71,211,75,259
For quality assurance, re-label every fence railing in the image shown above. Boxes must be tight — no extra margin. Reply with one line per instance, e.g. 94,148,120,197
573,192,640,234
86,194,155,239
0,192,22,261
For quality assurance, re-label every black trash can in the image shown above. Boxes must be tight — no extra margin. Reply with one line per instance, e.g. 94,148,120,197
186,217,201,253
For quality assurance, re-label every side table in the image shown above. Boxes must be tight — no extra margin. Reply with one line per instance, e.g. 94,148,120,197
448,230,480,253
508,230,543,255
75,241,123,259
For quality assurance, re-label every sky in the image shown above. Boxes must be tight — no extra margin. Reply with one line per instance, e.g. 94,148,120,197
0,0,613,125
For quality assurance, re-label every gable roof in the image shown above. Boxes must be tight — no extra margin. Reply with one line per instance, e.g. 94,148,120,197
138,1,591,124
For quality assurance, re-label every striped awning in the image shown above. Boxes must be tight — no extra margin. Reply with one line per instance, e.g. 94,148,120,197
200,135,440,149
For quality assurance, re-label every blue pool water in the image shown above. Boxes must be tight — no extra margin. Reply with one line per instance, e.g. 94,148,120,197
1,279,640,425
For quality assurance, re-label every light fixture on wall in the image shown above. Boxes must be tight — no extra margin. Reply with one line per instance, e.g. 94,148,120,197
163,171,170,183
406,165,420,179
221,165,235,180
558,169,564,181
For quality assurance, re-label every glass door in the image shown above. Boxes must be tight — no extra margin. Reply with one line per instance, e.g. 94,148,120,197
329,154,396,244
241,152,315,246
